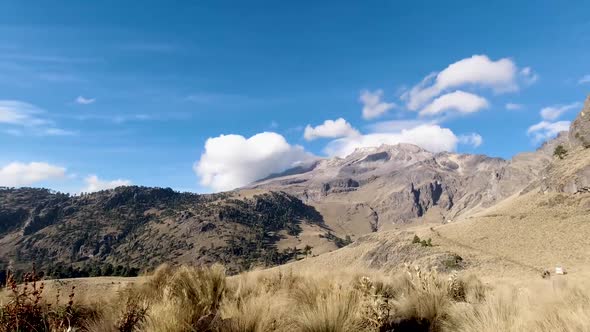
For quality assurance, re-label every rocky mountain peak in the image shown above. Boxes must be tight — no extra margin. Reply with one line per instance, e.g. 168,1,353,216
569,94,590,149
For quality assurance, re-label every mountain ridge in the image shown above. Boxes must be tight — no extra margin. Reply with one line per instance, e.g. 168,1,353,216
1,94,589,280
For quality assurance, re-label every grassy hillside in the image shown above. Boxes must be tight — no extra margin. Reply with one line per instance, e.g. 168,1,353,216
0,186,348,277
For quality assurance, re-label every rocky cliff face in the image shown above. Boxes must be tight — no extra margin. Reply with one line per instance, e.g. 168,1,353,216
250,142,552,229
569,95,590,149
251,96,590,226
540,95,590,193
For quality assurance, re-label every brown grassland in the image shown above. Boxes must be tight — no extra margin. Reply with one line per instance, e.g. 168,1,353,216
1,261,590,332
1,191,590,331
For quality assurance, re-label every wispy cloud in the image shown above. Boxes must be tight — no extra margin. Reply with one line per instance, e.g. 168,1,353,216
75,96,96,105
506,103,524,110
71,112,154,124
0,100,75,136
359,89,396,120
185,92,281,108
0,53,98,64
0,100,50,126
540,102,581,121
579,75,590,84
42,128,77,136
527,121,570,143
118,42,178,53
38,72,83,83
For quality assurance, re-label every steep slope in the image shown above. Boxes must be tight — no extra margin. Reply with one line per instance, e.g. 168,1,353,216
569,95,590,149
277,95,590,280
542,95,590,193
0,186,345,276
250,143,553,235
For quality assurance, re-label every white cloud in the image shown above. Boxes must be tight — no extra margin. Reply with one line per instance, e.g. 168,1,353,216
195,132,315,191
0,100,73,136
304,118,360,141
579,75,590,84
402,55,525,110
75,96,95,105
459,133,483,148
527,120,571,143
43,128,77,136
359,89,396,119
0,100,49,126
519,67,539,85
324,124,460,157
506,103,524,110
368,119,433,133
419,91,489,116
540,102,581,121
82,175,132,193
0,162,66,187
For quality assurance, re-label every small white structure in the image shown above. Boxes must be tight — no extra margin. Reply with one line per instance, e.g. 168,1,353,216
555,266,566,275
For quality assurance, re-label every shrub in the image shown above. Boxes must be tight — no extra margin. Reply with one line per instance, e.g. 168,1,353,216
554,145,568,159
413,235,421,244
0,269,81,332
421,238,433,247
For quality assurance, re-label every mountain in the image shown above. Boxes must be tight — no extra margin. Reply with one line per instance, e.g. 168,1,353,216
250,141,556,234
0,187,347,276
2,95,589,280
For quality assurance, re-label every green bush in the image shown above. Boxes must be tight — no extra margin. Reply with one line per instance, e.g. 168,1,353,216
554,145,568,159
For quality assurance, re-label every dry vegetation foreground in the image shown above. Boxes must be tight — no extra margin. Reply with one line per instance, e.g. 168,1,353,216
2,192,589,331
1,263,590,332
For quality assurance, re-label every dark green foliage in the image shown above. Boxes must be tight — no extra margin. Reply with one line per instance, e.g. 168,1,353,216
554,145,568,159
421,238,432,247
412,235,432,247
442,254,463,270
412,235,421,244
0,187,327,276
319,232,353,248
42,262,140,279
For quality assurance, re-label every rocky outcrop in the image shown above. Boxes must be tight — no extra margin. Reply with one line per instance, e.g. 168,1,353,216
569,95,590,149
251,128,568,227
537,96,590,194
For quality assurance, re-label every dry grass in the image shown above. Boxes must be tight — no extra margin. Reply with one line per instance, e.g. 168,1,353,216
3,263,590,331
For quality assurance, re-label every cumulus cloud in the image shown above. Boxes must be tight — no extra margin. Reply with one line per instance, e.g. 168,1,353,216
75,96,95,105
194,132,315,191
402,55,527,111
459,133,483,148
506,103,524,110
359,89,396,119
304,118,359,141
324,124,461,157
419,91,489,117
527,121,571,143
540,102,582,121
0,162,66,187
579,75,590,84
83,175,132,193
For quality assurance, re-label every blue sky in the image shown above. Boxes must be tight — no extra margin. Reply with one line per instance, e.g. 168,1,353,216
1,0,589,193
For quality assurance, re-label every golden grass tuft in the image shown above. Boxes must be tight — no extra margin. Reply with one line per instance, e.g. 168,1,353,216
5,263,590,331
